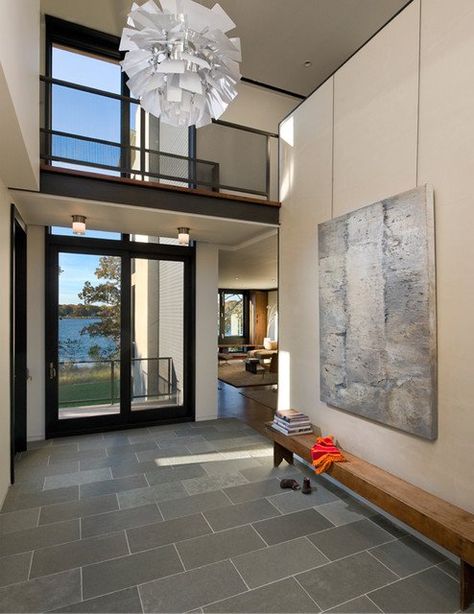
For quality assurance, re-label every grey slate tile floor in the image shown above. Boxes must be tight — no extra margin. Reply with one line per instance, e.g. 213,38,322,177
0,418,461,613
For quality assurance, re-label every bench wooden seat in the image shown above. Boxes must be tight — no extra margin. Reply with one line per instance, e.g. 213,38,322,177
265,423,474,610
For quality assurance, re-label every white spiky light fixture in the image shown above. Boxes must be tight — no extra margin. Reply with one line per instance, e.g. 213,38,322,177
120,0,241,128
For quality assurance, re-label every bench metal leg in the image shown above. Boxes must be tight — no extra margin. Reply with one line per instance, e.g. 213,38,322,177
274,442,294,467
461,560,474,611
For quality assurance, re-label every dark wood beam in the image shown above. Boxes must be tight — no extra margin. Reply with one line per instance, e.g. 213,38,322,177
38,166,280,225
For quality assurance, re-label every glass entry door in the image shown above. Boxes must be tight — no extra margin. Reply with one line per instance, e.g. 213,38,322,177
45,236,194,438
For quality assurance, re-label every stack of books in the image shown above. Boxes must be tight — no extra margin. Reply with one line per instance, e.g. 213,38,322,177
271,409,313,436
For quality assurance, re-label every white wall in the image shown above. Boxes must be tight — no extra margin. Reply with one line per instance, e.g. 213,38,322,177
195,243,218,421
0,0,40,190
279,0,474,513
27,225,45,441
0,182,11,505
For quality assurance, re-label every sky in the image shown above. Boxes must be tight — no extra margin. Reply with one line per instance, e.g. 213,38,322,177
52,48,122,305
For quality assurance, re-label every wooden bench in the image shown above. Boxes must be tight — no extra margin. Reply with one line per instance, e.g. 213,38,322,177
265,423,474,611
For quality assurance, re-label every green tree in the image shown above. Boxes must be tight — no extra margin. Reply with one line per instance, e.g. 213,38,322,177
79,256,120,359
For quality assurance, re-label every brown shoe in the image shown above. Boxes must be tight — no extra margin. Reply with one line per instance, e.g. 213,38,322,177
302,477,312,494
280,479,300,490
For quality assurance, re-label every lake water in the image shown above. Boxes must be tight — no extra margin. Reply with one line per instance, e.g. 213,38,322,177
59,317,117,361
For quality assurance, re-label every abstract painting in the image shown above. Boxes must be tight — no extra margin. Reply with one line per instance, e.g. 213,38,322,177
318,185,437,439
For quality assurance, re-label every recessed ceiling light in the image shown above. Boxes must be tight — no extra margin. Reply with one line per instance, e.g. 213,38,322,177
304,60,312,68
235,276,239,280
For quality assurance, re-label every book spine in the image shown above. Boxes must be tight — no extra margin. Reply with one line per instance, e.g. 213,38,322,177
273,418,310,431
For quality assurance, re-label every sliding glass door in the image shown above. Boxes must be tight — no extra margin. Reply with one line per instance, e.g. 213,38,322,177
45,233,194,437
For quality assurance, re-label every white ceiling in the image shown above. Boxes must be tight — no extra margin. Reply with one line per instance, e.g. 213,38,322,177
11,190,277,247
218,231,277,289
40,0,409,96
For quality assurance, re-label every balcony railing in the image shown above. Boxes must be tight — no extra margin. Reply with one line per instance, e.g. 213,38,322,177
40,75,278,200
58,356,179,409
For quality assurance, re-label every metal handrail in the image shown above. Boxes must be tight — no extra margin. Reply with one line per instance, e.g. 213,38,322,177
59,356,180,407
40,75,274,198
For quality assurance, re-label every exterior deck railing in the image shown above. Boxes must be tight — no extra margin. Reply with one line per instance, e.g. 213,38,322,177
58,356,178,407
40,75,277,200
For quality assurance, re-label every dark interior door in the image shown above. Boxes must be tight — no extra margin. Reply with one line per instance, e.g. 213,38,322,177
11,208,28,482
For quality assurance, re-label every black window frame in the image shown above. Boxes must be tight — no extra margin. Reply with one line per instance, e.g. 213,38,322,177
45,228,196,439
218,289,250,345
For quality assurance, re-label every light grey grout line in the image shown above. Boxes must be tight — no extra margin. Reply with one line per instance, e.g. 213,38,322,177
143,473,151,488
365,548,401,579
294,575,322,611
137,582,146,614
229,558,251,591
80,566,84,601
35,506,41,527
173,542,187,572
26,550,34,581
218,488,234,504
124,529,132,555
79,516,82,540
154,503,164,522
200,512,215,533
365,593,384,613
303,535,331,563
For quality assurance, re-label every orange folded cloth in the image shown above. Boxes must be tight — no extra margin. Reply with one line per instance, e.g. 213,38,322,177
311,435,346,474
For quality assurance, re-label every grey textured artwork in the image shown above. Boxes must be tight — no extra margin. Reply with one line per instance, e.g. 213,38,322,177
318,185,437,440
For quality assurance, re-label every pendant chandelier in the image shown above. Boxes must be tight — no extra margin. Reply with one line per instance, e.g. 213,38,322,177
120,0,242,128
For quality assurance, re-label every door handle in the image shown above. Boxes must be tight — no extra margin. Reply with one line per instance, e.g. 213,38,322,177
49,362,57,380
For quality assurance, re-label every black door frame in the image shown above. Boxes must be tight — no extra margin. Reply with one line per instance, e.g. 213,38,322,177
45,231,195,438
10,205,28,483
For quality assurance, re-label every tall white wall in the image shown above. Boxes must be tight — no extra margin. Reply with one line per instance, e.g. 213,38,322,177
0,0,40,189
279,0,474,513
0,181,11,505
195,243,218,421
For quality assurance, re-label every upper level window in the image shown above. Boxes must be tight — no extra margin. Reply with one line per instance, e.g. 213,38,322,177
52,45,121,95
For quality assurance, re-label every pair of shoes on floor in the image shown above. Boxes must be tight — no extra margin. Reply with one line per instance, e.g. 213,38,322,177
280,477,312,494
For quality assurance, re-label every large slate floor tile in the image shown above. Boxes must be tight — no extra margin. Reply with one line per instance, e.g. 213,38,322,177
15,462,79,482
369,566,459,613
50,587,143,613
325,595,382,613
44,468,112,490
204,577,320,613
145,463,206,486
0,569,81,613
238,463,300,483
117,481,188,509
139,559,246,613
82,503,162,537
83,544,183,600
0,508,39,534
296,551,397,610
30,531,129,578
369,535,446,577
316,498,377,527
253,508,333,545
0,518,80,556
232,536,328,589
106,441,158,457
223,478,283,503
182,472,248,495
158,490,232,520
268,484,340,513
80,453,139,471
307,519,394,560
203,497,280,531
176,524,266,569
39,494,118,525
0,552,32,588
48,449,107,465
80,475,147,498
200,457,260,476
2,485,79,512
127,513,211,552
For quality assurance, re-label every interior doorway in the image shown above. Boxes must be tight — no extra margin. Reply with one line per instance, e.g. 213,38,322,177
10,206,28,483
